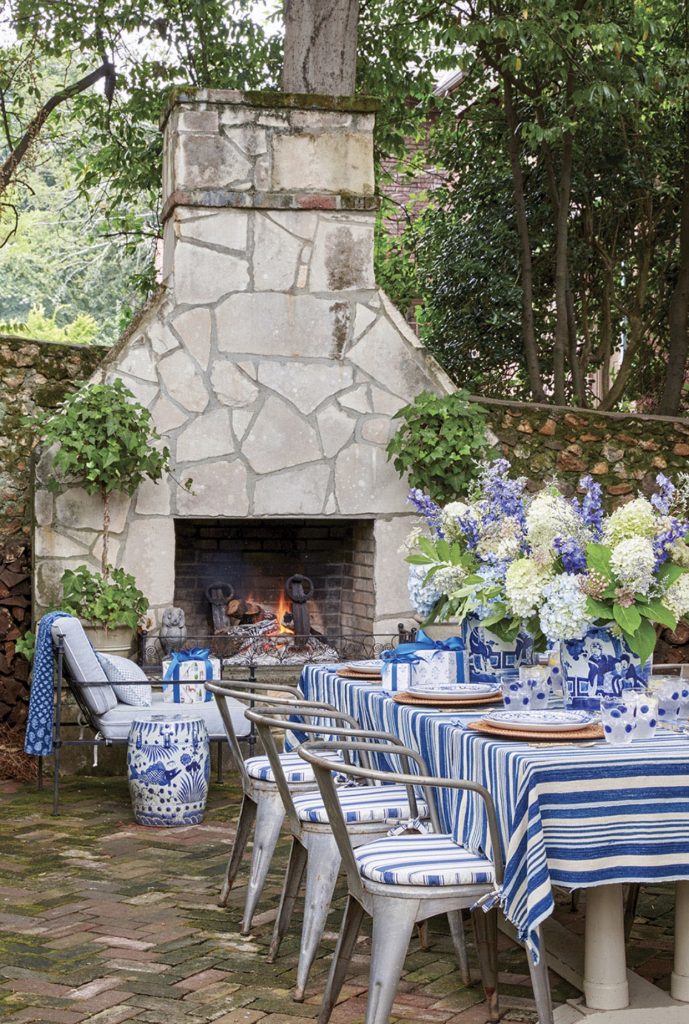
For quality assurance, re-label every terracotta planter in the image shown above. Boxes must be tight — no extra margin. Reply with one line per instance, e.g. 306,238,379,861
83,623,135,660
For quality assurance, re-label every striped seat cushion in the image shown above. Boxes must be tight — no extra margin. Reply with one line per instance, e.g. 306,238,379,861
244,750,343,784
292,784,429,825
355,834,495,887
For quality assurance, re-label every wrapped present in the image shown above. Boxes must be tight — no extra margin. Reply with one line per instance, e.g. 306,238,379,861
381,630,468,692
162,648,220,704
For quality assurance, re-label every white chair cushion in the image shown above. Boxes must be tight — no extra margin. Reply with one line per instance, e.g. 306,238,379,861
292,784,429,825
94,692,248,742
52,618,117,717
245,750,343,784
355,834,495,887
96,653,152,707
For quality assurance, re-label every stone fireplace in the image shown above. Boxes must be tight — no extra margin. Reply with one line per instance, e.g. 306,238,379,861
33,89,453,636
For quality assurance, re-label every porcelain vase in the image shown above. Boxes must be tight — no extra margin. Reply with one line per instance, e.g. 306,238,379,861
127,716,210,826
461,615,533,683
560,625,651,710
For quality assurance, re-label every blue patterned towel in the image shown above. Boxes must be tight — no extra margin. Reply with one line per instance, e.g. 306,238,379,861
24,611,71,756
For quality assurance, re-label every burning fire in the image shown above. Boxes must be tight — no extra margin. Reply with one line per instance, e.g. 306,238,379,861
275,591,294,634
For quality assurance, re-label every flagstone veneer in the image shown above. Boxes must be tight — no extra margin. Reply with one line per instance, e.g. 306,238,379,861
33,91,453,631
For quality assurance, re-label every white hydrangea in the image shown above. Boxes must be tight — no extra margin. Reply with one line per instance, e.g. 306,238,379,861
505,558,552,619
398,526,426,555
610,536,656,595
539,574,593,642
603,497,657,546
433,564,469,595
663,573,689,621
441,501,471,542
526,492,588,560
476,516,524,563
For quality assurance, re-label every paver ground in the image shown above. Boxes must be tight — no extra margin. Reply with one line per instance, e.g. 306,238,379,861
0,772,675,1023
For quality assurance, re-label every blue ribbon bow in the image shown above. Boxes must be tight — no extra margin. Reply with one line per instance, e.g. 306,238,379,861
164,648,213,681
381,629,465,664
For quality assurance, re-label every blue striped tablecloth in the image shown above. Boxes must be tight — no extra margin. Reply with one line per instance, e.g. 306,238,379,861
299,664,689,960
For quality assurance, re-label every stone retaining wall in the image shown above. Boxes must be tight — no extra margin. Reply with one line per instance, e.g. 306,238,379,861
478,396,689,502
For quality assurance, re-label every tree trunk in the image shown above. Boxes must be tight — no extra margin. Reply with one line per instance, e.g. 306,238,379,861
281,0,359,96
659,108,689,414
503,77,547,402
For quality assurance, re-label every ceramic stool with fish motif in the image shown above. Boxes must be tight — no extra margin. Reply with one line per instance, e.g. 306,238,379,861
127,715,210,826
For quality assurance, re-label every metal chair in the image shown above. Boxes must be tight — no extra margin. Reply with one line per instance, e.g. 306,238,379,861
298,738,555,1024
245,706,469,1002
207,680,353,935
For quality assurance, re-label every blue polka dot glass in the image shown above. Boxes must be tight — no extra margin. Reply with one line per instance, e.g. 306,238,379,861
601,697,636,745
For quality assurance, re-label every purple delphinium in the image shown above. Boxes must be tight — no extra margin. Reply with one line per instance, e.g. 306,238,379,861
479,459,527,529
458,509,481,550
407,488,444,537
653,516,689,570
553,535,587,574
651,473,676,515
573,475,603,540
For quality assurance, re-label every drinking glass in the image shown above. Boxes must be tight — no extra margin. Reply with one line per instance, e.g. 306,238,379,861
601,697,636,745
519,664,550,708
626,692,659,741
651,677,684,723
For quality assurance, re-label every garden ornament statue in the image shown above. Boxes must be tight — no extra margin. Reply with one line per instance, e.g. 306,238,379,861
160,607,187,654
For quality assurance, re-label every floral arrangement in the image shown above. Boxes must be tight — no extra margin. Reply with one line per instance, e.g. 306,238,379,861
405,460,689,663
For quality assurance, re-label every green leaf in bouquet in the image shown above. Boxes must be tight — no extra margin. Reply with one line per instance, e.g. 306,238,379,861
586,543,613,579
613,603,641,635
586,597,613,621
658,562,686,588
406,554,434,565
479,603,507,628
436,539,451,561
639,600,678,631
418,536,439,559
626,617,657,665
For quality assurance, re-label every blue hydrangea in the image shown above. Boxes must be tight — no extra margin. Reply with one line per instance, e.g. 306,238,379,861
407,563,441,618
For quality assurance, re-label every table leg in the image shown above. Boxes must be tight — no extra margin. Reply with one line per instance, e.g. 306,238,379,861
672,880,689,1001
583,884,629,1010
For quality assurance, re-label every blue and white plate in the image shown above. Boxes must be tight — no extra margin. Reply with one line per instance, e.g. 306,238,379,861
485,709,595,732
345,659,383,672
409,682,500,700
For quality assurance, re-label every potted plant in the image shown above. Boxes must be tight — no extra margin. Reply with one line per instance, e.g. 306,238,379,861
61,565,148,656
31,379,173,652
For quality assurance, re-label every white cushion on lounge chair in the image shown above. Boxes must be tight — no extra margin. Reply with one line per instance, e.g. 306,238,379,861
52,618,117,716
94,692,248,742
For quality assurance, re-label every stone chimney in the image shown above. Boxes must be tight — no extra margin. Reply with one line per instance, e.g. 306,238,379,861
33,91,453,633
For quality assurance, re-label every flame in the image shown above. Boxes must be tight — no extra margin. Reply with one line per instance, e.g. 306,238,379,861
275,591,293,634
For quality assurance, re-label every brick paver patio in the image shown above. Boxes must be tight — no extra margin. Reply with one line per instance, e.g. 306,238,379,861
0,772,676,1023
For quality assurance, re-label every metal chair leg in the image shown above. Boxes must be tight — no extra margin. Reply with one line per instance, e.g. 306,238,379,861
219,794,257,907
526,928,554,1024
294,832,342,1001
447,909,471,986
318,895,365,1024
267,837,308,963
241,790,286,935
624,883,641,941
417,919,430,950
216,740,223,784
365,895,419,1024
473,908,499,1022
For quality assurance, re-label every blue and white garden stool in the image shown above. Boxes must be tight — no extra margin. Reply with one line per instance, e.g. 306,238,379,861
127,715,210,826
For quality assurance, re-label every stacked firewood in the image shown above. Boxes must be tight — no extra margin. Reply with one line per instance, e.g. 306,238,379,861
0,542,30,730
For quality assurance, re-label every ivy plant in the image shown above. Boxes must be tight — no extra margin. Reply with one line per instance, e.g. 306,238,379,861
30,378,171,578
61,565,148,631
386,390,494,503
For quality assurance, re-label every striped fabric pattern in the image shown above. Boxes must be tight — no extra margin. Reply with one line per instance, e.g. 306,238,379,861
245,749,343,784
292,783,429,825
355,833,495,887
299,664,689,961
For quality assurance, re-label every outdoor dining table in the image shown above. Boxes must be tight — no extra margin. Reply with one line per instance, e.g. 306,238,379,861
297,664,689,1011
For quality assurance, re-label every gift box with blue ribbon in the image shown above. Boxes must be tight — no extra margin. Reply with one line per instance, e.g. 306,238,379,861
162,648,220,704
380,630,468,692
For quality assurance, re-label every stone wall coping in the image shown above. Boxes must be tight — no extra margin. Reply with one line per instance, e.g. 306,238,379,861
0,334,110,356
160,88,381,129
469,393,689,428
161,189,380,223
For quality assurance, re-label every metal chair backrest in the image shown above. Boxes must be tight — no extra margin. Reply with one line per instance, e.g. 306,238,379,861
244,706,422,835
297,738,505,906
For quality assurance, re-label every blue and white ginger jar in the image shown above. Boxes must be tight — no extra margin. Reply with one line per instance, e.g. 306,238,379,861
560,625,651,710
462,614,533,684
